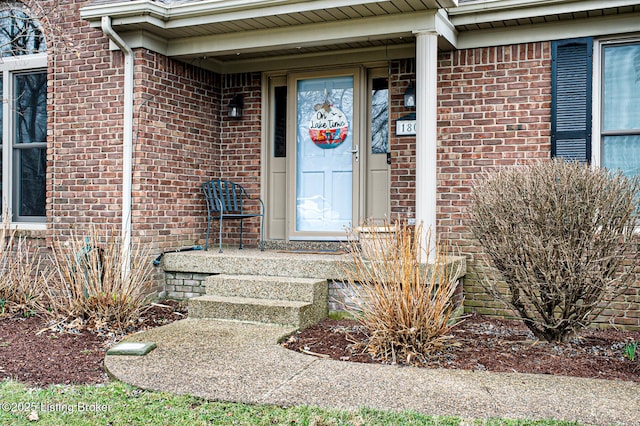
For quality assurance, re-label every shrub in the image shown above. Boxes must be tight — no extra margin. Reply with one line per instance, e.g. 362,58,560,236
469,160,640,342
341,221,462,365
0,213,51,317
46,227,154,332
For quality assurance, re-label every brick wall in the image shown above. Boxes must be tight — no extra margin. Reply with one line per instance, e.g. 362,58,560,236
133,51,220,253
215,72,264,249
47,0,125,237
39,1,223,256
389,59,418,220
436,43,553,318
435,42,640,329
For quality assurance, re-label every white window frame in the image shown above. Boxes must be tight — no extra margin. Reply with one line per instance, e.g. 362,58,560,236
0,53,47,230
592,35,640,169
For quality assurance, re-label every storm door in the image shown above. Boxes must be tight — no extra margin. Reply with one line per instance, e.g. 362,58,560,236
288,71,360,239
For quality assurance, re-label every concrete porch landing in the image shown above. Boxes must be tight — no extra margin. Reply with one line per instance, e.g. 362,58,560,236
162,248,467,282
162,248,352,281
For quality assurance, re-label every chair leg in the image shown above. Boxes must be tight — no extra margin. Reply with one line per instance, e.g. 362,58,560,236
260,215,265,251
218,217,223,253
205,215,211,251
239,219,244,250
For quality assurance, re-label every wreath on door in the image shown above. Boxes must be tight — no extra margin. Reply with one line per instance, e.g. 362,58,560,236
308,101,349,149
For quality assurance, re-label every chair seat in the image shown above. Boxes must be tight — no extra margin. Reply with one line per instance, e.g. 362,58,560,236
218,213,262,218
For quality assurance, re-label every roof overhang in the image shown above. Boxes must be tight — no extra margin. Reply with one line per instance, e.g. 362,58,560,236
450,0,640,48
81,0,459,73
81,0,640,73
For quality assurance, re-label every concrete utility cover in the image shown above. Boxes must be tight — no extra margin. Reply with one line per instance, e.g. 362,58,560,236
107,342,157,356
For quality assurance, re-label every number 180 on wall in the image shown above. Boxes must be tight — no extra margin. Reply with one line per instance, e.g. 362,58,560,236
396,119,417,136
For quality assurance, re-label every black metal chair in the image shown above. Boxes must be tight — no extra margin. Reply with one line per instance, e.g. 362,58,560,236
202,179,265,252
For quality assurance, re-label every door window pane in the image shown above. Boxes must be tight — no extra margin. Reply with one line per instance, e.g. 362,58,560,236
273,86,287,158
371,77,389,154
296,76,353,232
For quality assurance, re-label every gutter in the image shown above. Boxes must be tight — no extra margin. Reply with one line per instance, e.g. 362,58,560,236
101,16,134,272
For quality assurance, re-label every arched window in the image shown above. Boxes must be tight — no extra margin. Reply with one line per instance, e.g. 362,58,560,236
0,8,45,57
0,5,47,225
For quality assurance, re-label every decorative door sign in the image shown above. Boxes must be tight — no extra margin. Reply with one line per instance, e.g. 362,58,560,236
309,101,349,149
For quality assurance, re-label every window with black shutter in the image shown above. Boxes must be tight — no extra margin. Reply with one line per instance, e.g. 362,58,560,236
551,38,593,163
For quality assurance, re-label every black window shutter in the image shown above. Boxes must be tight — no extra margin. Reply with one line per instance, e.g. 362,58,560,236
551,38,593,163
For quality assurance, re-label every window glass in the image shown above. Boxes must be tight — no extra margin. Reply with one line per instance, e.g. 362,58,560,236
0,8,46,223
603,43,640,132
13,71,46,218
603,135,640,177
273,86,287,158
0,78,3,213
371,77,389,154
15,72,47,144
602,42,640,177
0,8,45,57
17,147,45,217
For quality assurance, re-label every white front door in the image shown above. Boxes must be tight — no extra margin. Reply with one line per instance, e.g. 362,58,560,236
289,71,360,239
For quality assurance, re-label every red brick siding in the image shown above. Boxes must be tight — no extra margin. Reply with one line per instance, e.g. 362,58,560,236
389,59,418,220
215,73,264,248
437,43,553,318
133,51,221,252
436,42,639,329
46,0,125,239
36,0,223,254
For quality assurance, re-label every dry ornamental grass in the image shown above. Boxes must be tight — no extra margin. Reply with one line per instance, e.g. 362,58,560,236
341,222,462,365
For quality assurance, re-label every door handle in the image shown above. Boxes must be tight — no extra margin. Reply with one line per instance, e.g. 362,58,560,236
351,144,359,162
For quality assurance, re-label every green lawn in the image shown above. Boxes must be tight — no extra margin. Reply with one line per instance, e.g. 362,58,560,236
0,380,584,426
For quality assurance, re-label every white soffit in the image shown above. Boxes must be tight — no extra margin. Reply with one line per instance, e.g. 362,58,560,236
81,0,457,72
450,0,640,48
166,10,439,57
455,11,640,49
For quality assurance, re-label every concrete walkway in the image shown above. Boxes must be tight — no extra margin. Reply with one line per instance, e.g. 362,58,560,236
105,319,640,425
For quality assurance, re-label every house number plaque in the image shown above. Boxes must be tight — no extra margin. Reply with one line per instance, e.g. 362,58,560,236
396,117,416,136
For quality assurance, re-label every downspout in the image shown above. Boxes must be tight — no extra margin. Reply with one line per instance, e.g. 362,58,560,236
101,16,134,273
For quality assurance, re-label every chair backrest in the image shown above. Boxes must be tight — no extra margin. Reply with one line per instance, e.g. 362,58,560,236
202,180,246,214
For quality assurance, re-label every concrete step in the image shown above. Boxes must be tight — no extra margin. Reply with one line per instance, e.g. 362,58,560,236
205,274,327,303
163,250,349,280
188,295,323,328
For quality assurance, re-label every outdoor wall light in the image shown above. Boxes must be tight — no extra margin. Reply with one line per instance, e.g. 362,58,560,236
228,94,244,119
403,82,416,108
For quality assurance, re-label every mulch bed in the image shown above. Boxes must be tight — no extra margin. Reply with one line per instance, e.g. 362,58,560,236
1,302,639,387
0,301,187,387
282,314,640,383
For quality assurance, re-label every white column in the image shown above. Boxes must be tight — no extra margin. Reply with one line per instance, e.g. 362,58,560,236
414,31,438,261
